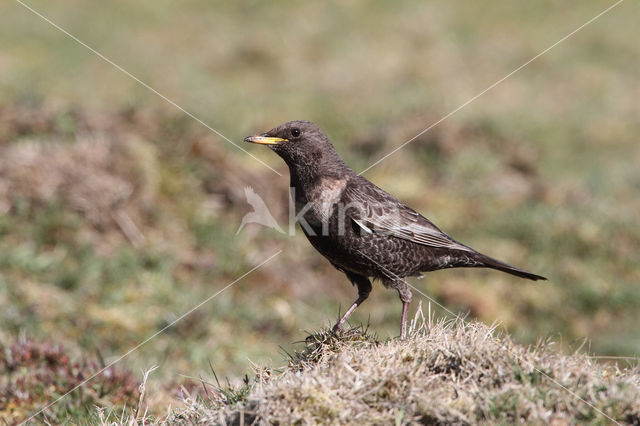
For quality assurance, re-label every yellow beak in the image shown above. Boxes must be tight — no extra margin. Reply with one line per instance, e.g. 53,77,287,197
244,135,288,145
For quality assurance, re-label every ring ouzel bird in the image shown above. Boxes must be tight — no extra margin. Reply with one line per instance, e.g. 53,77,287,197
245,121,546,338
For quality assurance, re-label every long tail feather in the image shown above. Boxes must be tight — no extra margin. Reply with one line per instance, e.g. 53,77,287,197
476,253,547,281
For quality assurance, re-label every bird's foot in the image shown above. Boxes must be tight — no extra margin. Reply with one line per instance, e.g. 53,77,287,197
331,323,343,335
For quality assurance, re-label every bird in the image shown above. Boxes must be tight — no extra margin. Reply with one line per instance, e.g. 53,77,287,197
245,120,546,339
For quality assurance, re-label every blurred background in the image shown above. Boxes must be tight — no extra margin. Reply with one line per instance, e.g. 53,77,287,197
1,0,639,420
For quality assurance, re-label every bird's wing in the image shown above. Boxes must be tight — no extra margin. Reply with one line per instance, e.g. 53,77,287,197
344,180,474,252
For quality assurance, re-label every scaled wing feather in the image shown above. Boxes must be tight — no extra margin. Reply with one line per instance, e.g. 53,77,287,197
345,183,473,252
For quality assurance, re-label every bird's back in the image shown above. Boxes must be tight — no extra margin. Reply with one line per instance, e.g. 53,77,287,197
332,174,545,281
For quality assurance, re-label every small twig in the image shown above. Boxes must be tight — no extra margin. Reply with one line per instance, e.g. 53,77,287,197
134,365,159,420
112,209,146,248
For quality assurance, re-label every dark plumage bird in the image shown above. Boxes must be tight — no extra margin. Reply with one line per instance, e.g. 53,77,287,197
245,121,546,338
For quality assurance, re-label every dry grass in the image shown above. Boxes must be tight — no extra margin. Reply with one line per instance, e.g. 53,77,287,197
170,306,640,425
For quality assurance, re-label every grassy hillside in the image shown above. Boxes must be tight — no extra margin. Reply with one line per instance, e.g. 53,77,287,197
1,0,639,422
170,310,640,424
8,311,640,424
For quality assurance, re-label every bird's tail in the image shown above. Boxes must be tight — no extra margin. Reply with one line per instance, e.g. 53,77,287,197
475,253,547,281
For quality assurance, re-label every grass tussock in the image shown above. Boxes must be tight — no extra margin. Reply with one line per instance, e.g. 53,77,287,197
172,307,640,425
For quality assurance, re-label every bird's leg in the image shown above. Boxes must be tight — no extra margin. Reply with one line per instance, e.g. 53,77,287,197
332,273,372,334
393,280,413,340
400,300,410,339
332,294,368,334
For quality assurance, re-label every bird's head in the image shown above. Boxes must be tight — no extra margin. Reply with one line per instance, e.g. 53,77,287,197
244,120,344,173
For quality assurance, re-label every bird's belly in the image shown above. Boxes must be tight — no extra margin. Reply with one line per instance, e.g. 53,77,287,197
303,220,428,279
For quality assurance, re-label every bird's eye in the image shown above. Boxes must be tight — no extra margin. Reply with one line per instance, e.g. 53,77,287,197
291,128,301,138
